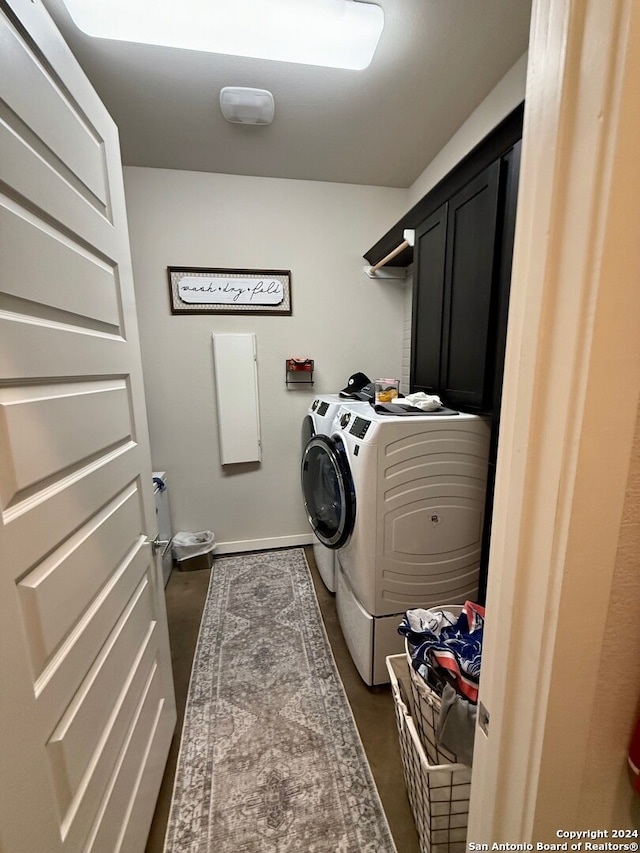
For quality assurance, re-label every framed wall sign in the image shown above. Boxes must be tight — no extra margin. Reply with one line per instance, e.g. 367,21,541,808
168,266,292,315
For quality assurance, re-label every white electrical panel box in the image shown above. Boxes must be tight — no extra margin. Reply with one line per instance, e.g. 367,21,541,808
212,333,262,465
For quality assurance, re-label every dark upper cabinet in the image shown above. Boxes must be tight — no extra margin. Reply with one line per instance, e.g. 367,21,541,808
442,160,501,409
411,203,447,392
366,109,523,606
410,150,518,415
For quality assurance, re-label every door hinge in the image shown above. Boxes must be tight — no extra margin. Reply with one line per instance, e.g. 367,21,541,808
478,701,490,736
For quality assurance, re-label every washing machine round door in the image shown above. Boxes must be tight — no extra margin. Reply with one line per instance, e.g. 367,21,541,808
301,434,355,549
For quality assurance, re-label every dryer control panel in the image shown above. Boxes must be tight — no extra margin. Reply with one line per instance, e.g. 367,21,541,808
337,410,371,438
349,416,371,439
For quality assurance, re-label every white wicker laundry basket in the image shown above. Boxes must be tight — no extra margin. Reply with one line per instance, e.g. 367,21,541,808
403,604,464,765
386,654,472,853
404,646,459,765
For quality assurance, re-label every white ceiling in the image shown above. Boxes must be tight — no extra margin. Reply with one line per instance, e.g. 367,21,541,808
40,0,532,189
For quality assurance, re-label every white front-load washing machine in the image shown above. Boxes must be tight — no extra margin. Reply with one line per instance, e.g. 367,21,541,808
303,402,491,684
300,394,370,591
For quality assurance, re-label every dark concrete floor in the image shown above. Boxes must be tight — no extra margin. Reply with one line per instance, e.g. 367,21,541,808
145,546,420,853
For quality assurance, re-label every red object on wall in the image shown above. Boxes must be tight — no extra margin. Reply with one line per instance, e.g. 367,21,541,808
628,717,640,794
287,358,314,372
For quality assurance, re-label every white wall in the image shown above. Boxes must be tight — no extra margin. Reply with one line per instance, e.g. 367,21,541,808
400,273,413,392
124,168,407,552
408,52,528,206
577,402,640,826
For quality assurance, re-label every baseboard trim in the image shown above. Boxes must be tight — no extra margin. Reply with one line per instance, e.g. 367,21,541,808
214,533,315,555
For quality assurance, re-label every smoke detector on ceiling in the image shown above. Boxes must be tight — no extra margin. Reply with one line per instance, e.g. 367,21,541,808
220,87,275,125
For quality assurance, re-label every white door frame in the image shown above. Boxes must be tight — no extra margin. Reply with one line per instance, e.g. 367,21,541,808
469,0,640,839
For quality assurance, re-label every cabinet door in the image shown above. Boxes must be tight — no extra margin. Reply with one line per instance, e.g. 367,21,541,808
410,203,447,392
478,140,522,603
488,140,522,426
440,161,501,410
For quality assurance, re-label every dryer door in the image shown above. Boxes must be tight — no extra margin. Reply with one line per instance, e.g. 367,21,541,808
301,434,356,548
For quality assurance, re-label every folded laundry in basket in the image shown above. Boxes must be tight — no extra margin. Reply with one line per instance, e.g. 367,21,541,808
399,600,485,703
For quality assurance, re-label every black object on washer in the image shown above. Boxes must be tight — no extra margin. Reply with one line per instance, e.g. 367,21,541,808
301,434,356,549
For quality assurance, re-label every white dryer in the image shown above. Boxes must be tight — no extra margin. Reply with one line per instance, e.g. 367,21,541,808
300,394,370,591
304,403,491,685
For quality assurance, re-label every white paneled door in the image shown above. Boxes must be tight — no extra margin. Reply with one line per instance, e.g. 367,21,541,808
0,2,176,851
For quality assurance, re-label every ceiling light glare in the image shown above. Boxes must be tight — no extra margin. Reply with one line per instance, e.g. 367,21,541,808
60,0,384,70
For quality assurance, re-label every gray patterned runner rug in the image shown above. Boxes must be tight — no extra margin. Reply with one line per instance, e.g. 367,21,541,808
163,547,396,853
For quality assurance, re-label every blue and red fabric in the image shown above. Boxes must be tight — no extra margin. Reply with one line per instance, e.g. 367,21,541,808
399,601,485,703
